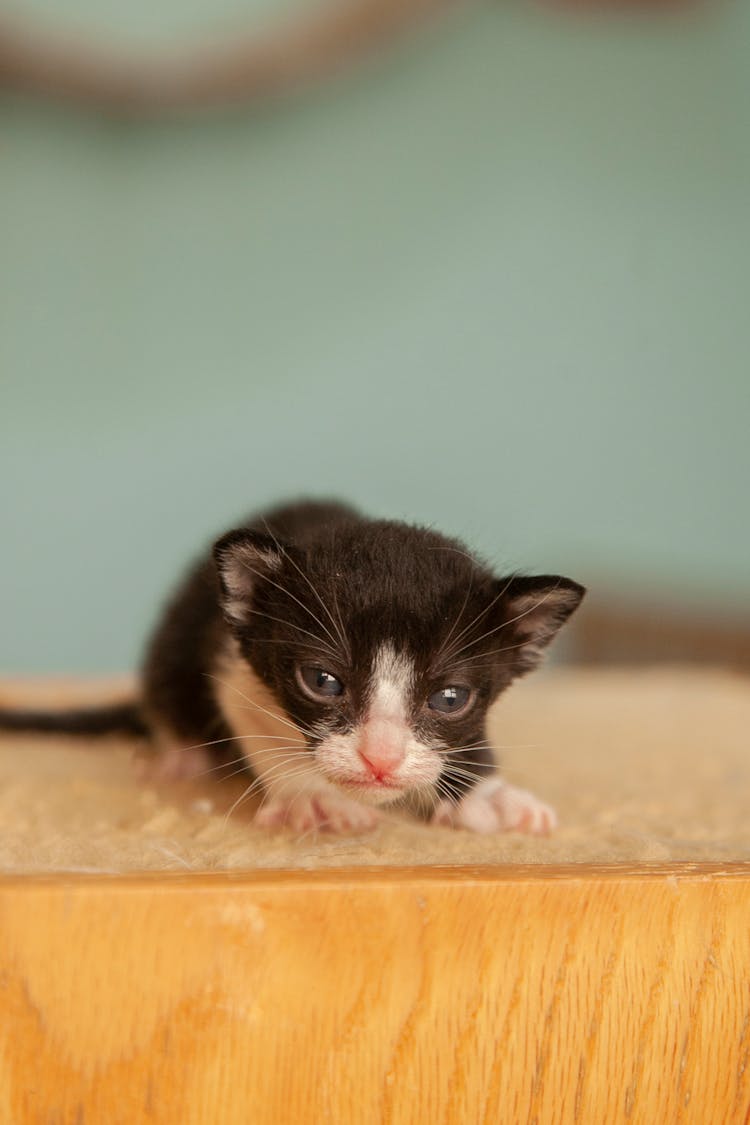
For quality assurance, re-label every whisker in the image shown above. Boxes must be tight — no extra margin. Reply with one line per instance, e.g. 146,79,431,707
211,761,256,785
171,731,305,756
440,747,492,756
205,672,313,738
226,704,321,741
434,777,459,805
220,743,310,756
443,760,494,778
222,761,318,824
196,746,310,779
449,583,562,660
439,575,516,664
435,740,489,757
443,639,540,668
330,582,350,666
426,545,480,565
433,566,475,665
441,742,542,755
244,609,339,657
239,557,341,654
212,751,313,787
242,636,335,649
439,761,493,774
261,519,351,660
412,782,438,819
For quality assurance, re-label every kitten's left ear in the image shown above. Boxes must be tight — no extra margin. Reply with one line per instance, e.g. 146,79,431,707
499,575,586,674
213,529,286,626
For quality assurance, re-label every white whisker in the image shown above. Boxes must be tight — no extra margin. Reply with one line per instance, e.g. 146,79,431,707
205,672,314,738
439,575,516,664
245,608,339,657
261,519,351,660
172,731,305,755
196,746,310,779
239,556,341,655
434,575,475,666
448,583,562,660
222,761,319,824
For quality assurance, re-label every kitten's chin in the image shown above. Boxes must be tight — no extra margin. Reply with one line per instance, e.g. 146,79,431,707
327,775,407,806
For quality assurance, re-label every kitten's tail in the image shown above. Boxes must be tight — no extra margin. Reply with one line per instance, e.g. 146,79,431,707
0,700,148,737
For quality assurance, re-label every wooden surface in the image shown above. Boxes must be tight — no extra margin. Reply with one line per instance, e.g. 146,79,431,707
0,863,749,1124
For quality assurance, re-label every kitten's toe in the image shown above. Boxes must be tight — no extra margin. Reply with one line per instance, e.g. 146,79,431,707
255,790,380,835
490,782,557,834
432,779,557,836
312,791,381,833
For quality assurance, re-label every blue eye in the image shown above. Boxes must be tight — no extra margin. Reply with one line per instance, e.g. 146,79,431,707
428,686,471,715
299,666,344,699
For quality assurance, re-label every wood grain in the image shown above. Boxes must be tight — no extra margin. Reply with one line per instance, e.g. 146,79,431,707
0,864,748,1124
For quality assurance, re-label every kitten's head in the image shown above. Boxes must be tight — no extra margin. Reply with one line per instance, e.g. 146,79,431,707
213,521,584,804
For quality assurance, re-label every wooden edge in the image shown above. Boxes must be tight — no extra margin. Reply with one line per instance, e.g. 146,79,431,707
2,857,748,1121
2,860,749,890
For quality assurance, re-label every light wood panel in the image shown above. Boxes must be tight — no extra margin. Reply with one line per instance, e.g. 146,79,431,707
0,864,748,1124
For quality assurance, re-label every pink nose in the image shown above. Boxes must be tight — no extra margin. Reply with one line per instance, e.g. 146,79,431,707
358,742,402,781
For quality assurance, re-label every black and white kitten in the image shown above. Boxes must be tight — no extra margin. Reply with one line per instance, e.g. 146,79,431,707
0,499,585,835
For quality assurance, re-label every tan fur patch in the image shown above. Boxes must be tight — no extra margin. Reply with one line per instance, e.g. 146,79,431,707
212,638,316,798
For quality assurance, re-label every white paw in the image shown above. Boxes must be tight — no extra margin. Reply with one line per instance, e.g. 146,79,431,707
431,778,557,836
254,789,382,835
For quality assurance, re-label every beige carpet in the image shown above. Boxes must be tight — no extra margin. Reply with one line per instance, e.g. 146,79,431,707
0,667,747,872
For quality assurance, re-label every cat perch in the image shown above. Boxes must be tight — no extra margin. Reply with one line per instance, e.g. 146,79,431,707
0,667,748,1120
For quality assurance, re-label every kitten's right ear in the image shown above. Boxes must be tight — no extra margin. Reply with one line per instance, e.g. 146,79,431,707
213,529,285,626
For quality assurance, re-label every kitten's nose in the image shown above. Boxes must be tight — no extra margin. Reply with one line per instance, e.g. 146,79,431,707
357,731,404,781
358,747,397,780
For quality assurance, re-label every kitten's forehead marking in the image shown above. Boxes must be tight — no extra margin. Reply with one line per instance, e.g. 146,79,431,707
369,643,414,722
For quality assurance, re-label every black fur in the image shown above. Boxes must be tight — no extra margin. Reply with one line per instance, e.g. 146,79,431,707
1,499,585,804
0,702,147,737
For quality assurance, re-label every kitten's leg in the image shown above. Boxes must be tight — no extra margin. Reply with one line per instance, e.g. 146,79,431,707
135,722,213,782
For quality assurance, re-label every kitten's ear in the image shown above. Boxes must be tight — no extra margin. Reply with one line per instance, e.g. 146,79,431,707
498,575,585,675
213,529,285,626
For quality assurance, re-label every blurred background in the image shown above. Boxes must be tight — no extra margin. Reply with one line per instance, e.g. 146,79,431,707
1,0,748,674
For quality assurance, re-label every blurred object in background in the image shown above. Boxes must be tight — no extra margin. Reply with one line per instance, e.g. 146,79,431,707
0,0,478,114
568,596,750,671
0,0,715,115
1,0,748,674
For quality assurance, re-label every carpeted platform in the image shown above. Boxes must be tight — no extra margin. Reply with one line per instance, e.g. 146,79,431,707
0,667,747,872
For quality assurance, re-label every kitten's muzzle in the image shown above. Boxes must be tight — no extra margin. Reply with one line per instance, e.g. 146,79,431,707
356,734,404,783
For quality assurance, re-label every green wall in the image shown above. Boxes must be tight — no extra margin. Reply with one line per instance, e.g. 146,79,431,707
2,1,749,672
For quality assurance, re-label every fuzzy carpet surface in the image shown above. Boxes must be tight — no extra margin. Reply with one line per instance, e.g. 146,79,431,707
0,667,747,873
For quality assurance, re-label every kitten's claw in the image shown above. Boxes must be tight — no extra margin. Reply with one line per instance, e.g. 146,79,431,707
255,789,381,835
431,778,557,836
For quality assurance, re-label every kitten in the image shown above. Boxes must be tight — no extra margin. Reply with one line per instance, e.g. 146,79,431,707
0,499,585,834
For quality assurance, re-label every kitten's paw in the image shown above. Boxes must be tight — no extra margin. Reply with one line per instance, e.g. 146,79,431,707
135,745,212,784
255,789,381,835
431,778,557,836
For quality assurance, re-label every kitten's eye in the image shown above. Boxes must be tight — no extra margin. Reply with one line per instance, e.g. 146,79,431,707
298,666,345,700
428,686,472,715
